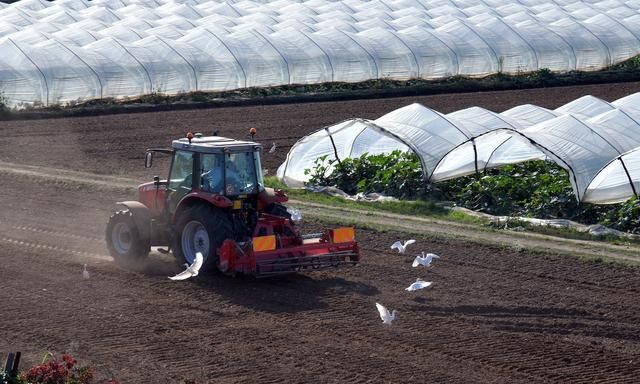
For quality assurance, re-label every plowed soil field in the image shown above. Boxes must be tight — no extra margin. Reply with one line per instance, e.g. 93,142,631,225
1,83,640,383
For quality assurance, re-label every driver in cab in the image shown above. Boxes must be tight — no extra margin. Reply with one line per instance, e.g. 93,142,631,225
201,153,241,195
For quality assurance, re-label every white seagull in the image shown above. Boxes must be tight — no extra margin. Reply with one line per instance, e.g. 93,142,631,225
269,142,277,153
412,251,440,267
82,264,90,280
405,278,433,292
375,302,397,325
287,207,302,222
169,252,204,281
390,239,416,254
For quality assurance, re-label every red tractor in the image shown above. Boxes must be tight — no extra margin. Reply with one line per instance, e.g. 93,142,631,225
106,132,360,277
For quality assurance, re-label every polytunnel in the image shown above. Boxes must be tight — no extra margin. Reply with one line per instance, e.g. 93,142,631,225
120,35,198,94
177,27,246,90
450,114,626,202
218,29,289,88
434,97,640,201
277,103,480,187
278,92,640,204
431,95,640,185
501,104,561,127
2,0,640,106
266,28,333,85
612,92,640,111
277,119,411,188
554,94,615,118
584,148,640,204
82,37,152,98
394,26,458,79
51,27,100,46
434,20,499,76
430,107,546,181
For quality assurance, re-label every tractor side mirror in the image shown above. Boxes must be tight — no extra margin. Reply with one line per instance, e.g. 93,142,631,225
144,151,153,168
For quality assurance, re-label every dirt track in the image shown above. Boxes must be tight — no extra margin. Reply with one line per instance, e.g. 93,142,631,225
1,84,640,383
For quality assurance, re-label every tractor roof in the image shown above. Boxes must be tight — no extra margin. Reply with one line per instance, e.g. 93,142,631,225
172,135,262,153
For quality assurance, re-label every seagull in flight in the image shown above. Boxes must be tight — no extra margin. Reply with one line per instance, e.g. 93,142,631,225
412,251,440,267
375,302,397,325
405,278,433,292
82,264,90,280
169,252,204,281
391,239,416,254
269,142,277,153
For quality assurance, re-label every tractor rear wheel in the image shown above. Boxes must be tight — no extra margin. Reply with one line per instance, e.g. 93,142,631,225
173,205,233,273
106,210,149,263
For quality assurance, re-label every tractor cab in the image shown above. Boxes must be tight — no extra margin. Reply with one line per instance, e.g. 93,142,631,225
142,133,269,219
168,133,264,197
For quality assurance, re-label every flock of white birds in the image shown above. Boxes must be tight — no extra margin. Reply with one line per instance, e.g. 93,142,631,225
376,239,440,325
161,235,441,326
83,211,439,328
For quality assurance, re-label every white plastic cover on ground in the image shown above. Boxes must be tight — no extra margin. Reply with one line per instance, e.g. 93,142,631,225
2,0,640,106
278,92,640,204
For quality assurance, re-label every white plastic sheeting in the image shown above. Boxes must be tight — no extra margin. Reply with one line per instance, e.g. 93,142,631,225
2,0,640,107
584,148,640,203
432,107,546,181
277,119,412,188
277,93,640,204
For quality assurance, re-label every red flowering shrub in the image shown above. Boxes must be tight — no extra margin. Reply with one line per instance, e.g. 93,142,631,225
21,353,94,384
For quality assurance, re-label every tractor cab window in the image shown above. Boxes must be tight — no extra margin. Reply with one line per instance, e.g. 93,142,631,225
225,152,258,195
254,150,265,191
168,150,194,191
200,153,224,194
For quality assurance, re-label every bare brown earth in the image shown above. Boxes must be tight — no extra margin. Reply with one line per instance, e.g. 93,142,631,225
1,83,640,383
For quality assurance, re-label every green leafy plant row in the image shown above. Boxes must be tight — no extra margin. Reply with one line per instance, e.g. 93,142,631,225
304,151,640,233
304,151,426,199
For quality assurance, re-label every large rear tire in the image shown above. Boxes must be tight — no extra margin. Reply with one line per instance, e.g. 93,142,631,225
106,210,149,263
173,205,233,273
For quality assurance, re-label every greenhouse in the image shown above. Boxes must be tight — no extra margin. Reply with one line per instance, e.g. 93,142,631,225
277,93,640,204
1,0,640,106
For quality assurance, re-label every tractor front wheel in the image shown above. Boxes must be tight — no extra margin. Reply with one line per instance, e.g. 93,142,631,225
106,210,149,263
173,205,233,273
